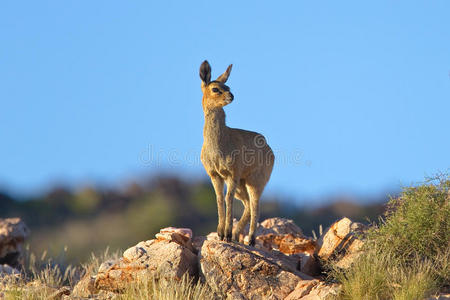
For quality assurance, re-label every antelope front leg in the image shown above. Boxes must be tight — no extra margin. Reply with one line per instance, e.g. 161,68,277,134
210,174,225,240
224,178,238,242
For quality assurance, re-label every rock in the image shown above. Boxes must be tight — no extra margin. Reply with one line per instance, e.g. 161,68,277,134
233,217,304,244
285,280,341,300
49,286,71,299
316,217,366,269
155,230,195,253
206,231,220,241
72,273,98,297
256,233,316,255
0,264,20,277
255,219,316,258
258,218,304,236
192,236,207,253
199,239,312,300
159,227,192,239
207,218,321,277
301,282,341,300
95,229,197,292
279,234,316,255
0,218,30,267
284,279,320,300
253,218,319,277
299,254,322,277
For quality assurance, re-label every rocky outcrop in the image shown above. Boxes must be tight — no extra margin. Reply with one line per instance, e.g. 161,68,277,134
94,228,198,292
0,218,29,267
252,218,319,277
72,218,369,299
315,217,366,269
199,239,312,300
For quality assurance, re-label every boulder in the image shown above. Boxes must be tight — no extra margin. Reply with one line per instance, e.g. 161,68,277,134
159,227,192,239
94,228,197,293
0,264,19,277
198,239,312,300
71,273,98,297
315,217,366,269
0,218,30,267
285,280,340,300
284,279,320,300
253,218,319,277
258,218,304,236
256,233,316,255
234,217,304,244
206,218,321,277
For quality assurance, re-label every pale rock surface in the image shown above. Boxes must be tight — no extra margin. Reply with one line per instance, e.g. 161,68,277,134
199,239,312,300
94,228,197,292
258,218,304,236
300,282,341,300
256,233,316,255
254,218,319,277
285,279,341,300
284,279,320,300
316,217,366,269
159,227,192,239
71,273,98,297
234,217,304,244
0,218,30,267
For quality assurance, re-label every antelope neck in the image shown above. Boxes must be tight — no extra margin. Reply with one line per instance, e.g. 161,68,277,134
203,107,229,145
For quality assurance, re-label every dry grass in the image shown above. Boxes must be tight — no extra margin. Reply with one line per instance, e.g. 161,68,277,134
114,275,216,300
1,247,216,300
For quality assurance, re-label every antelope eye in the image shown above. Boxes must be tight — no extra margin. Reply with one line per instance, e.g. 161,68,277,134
212,87,220,93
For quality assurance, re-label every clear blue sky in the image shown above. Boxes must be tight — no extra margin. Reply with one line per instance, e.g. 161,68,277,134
1,1,449,201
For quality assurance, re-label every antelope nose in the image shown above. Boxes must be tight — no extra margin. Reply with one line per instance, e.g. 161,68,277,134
229,93,234,101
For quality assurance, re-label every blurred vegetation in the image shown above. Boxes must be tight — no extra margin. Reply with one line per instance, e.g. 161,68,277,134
0,175,389,264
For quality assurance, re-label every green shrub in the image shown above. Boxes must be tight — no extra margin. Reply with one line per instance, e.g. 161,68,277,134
373,176,449,262
333,175,450,300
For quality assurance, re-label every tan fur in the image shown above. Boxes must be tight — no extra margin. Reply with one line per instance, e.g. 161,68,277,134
199,60,274,246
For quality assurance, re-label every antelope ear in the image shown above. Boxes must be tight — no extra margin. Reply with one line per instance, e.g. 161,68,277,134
216,64,232,83
199,60,211,86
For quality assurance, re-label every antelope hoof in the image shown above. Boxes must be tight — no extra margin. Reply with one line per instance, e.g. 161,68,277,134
232,233,239,243
248,235,256,247
217,225,225,240
225,233,232,242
